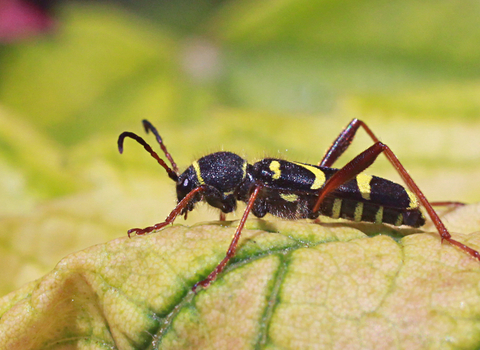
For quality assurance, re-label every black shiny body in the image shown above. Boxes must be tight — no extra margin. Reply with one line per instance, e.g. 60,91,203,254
176,152,425,228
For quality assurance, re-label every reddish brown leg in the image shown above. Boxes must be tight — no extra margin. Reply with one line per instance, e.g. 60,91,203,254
219,212,226,221
431,201,465,207
193,184,263,292
320,119,365,167
313,143,384,214
127,185,208,237
314,137,480,261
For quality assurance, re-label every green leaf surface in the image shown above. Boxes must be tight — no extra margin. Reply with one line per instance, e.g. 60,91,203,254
1,204,480,349
1,2,480,347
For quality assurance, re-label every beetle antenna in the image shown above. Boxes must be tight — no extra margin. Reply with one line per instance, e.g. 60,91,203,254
142,120,179,175
118,132,179,182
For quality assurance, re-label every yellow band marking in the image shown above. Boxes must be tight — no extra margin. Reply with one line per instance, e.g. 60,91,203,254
357,174,372,201
192,161,205,184
293,162,326,190
354,202,364,222
280,193,299,202
375,206,384,224
395,213,403,226
269,160,282,180
332,198,342,219
242,161,247,179
406,189,419,209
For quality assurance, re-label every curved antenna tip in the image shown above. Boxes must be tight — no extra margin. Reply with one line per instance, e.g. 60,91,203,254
142,119,152,134
117,133,127,154
117,130,178,182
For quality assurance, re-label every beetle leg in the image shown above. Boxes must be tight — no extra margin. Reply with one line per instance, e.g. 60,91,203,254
127,185,208,237
430,201,465,207
193,184,263,291
320,119,363,167
314,141,480,262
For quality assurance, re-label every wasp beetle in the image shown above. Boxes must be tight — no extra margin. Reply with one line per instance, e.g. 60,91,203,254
118,119,480,291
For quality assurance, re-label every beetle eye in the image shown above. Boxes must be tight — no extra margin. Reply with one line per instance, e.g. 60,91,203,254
183,178,189,187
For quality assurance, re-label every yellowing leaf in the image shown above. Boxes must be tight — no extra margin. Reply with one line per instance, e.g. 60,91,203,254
2,204,480,350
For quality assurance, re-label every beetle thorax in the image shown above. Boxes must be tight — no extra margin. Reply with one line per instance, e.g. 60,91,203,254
176,152,248,202
195,152,247,191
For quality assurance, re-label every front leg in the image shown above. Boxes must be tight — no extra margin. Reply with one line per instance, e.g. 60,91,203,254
193,184,264,291
127,185,208,237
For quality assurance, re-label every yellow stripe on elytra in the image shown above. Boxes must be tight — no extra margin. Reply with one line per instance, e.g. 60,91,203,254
280,193,299,202
292,162,326,190
332,198,342,219
354,202,364,222
356,174,372,201
375,206,384,224
192,161,205,184
242,161,247,179
395,213,403,226
406,189,419,209
269,160,282,180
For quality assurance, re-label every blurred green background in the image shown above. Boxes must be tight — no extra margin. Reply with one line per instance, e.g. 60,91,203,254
0,0,479,296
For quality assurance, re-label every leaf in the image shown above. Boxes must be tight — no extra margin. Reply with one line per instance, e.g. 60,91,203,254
1,0,480,326
2,204,480,350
